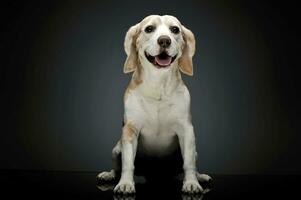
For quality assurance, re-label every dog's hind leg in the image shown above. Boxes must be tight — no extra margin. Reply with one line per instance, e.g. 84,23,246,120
175,172,212,182
196,172,212,183
97,141,121,182
196,172,212,193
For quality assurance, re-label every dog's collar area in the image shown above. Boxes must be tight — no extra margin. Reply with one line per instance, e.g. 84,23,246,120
145,51,177,68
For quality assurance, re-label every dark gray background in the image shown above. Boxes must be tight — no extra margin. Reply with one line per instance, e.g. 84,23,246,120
1,0,300,174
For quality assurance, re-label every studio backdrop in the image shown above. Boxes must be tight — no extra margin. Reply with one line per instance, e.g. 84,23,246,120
1,0,300,174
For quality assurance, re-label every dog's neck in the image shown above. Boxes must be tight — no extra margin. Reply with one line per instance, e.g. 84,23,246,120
138,59,182,100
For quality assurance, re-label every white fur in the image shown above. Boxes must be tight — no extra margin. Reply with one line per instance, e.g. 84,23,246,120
97,15,211,195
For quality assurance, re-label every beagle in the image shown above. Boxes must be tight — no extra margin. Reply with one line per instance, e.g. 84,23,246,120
97,15,211,194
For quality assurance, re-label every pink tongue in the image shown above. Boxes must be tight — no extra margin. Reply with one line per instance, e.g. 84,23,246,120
155,56,172,67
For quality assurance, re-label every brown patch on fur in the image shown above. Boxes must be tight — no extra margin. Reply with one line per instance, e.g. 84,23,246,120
178,25,195,76
121,122,138,142
175,69,184,86
124,62,143,102
124,23,141,73
178,53,193,76
124,33,140,73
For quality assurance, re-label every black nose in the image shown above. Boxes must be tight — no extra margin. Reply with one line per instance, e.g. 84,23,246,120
157,35,171,48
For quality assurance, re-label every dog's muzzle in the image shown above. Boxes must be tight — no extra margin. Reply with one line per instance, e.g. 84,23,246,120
145,51,177,68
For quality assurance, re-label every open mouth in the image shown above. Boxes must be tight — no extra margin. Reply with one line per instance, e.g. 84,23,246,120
145,51,177,68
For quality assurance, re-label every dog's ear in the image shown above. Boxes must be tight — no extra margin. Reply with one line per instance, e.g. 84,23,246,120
124,23,140,74
178,25,195,76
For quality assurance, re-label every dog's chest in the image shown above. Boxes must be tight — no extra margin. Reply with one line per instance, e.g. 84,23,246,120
137,96,179,154
141,95,177,129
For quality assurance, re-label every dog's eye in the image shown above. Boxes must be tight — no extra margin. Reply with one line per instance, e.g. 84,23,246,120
170,26,180,34
145,25,155,33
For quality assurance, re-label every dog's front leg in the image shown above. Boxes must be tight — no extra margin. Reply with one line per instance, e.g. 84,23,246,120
178,122,203,194
114,123,138,194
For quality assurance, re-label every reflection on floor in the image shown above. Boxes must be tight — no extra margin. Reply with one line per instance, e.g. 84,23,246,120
1,170,300,200
97,176,210,200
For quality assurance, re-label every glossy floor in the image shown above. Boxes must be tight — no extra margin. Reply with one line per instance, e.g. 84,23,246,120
1,170,299,200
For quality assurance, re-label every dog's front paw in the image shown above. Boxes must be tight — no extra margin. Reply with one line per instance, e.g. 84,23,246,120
97,170,116,182
114,180,135,194
182,180,203,194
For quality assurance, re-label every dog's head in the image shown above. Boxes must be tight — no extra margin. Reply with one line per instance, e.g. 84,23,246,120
123,15,195,76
